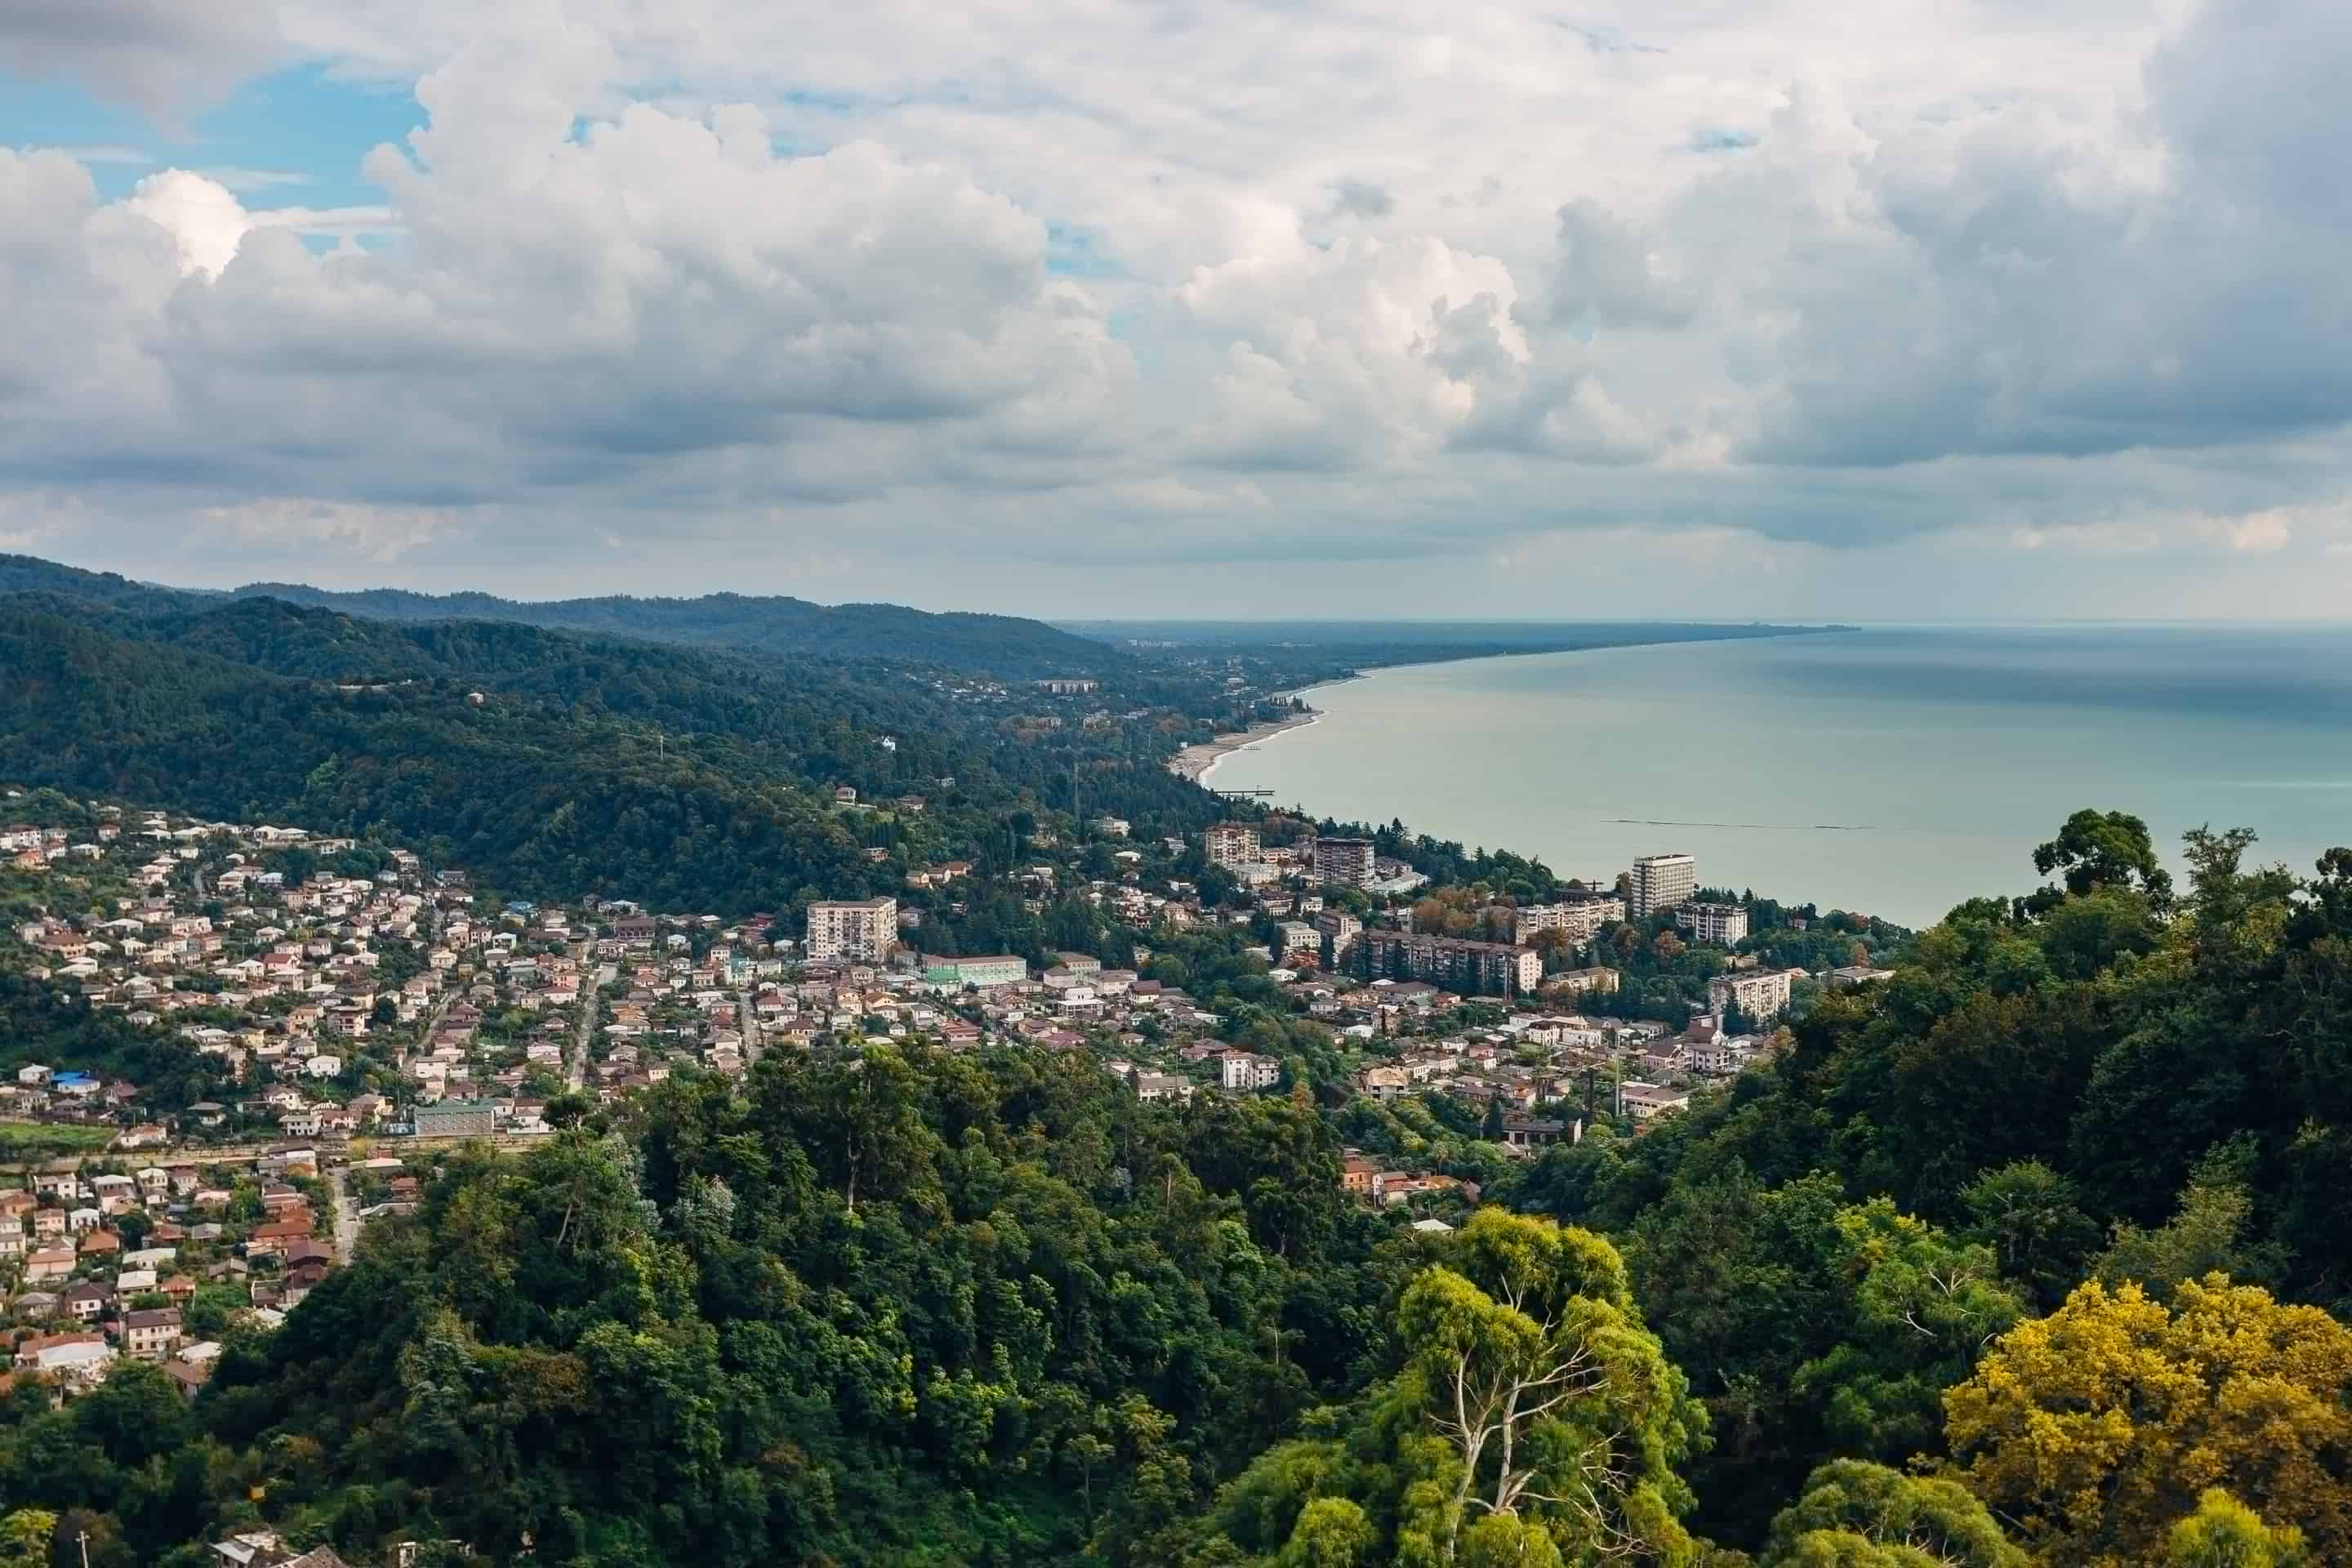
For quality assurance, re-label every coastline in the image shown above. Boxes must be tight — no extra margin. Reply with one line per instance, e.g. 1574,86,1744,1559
1170,709,1322,784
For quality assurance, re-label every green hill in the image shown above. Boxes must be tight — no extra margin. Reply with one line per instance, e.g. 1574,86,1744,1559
0,552,1121,678
0,593,1227,915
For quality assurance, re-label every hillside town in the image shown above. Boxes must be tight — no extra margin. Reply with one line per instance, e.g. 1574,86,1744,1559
0,790,1903,1322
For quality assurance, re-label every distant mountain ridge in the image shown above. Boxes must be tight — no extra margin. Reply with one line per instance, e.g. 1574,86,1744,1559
0,553,1119,678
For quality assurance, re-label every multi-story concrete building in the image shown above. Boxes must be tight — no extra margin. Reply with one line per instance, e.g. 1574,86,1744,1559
1205,823,1262,868
1708,966,1802,1022
806,898,898,961
920,954,1029,990
1313,837,1377,888
1618,1082,1691,1122
1674,900,1750,945
1312,909,1363,965
1628,853,1697,917
1357,930,1543,996
1512,896,1626,943
1545,966,1620,997
1218,1050,1284,1091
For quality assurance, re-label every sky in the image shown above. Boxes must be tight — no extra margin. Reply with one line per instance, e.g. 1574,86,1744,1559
2,0,2350,618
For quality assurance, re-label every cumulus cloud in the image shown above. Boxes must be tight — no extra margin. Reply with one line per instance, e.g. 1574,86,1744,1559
1178,232,1529,469
0,41,1137,541
4,0,2352,612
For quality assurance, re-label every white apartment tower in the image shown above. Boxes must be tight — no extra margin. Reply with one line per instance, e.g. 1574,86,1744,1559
1629,853,1697,917
805,898,898,961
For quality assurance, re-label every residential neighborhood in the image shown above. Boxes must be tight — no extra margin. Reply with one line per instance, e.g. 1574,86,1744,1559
0,789,1897,1400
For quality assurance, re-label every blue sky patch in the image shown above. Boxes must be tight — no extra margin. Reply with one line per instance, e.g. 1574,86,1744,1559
3,65,421,209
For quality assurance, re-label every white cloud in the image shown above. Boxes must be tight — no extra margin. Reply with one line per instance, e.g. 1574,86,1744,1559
204,497,461,560
2203,509,2295,555
4,0,2352,613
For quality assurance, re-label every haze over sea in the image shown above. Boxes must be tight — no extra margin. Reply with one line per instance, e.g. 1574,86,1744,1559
1203,625,2352,929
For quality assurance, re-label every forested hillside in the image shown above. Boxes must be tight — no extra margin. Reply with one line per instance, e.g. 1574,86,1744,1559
1489,812,2352,1557
0,554,1122,679
0,595,1228,915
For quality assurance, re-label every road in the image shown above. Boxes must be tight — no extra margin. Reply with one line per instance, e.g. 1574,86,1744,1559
329,1161,361,1263
737,983,763,1065
567,948,602,1090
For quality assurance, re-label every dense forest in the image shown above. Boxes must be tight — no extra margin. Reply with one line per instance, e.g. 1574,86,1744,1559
0,594,1235,917
0,555,1120,679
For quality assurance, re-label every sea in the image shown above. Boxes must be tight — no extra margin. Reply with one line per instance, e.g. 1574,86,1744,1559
1200,624,2352,929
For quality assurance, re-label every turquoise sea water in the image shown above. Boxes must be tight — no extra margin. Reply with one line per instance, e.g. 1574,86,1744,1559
1202,625,2352,928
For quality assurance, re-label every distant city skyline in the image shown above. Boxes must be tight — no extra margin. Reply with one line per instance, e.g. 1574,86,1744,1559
3,0,2350,619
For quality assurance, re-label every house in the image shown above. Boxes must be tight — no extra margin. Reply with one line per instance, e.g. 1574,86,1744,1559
207,1531,285,1568
1618,1082,1692,1122
1501,1116,1577,1150
16,1332,114,1390
164,1357,212,1401
60,1281,113,1322
24,1245,74,1281
123,1307,183,1361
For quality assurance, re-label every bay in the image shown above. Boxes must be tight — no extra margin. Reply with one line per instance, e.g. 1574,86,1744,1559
1200,624,2352,928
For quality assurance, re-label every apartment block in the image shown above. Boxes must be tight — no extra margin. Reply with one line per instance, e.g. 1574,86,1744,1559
1356,929,1543,996
1218,1050,1284,1091
1628,853,1697,917
1313,837,1377,888
920,954,1028,989
1205,822,1262,868
1708,966,1802,1022
1512,896,1625,943
1674,901,1750,945
1312,908,1363,965
805,898,898,961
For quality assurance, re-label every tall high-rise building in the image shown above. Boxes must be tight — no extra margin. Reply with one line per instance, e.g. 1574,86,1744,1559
1628,853,1697,917
805,898,898,961
1205,822,1262,868
1313,836,1376,888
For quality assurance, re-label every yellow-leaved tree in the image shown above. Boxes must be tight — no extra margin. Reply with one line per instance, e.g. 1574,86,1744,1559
1943,1274,2352,1566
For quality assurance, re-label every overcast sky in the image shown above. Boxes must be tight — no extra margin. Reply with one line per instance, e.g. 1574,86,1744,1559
2,0,2348,618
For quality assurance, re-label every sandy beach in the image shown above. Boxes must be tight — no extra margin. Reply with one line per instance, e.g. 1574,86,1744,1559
1169,710,1319,782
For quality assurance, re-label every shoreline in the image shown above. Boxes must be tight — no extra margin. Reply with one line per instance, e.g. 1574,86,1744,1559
1168,623,1864,791
1170,709,1322,784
